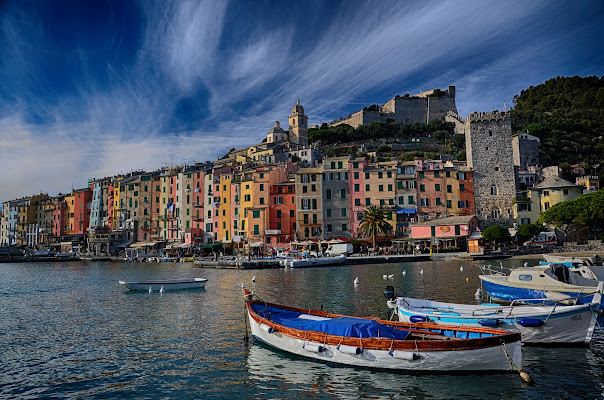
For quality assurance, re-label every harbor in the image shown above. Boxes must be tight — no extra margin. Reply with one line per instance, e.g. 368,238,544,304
1,257,603,399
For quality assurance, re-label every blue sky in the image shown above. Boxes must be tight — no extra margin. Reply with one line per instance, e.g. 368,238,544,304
1,0,603,201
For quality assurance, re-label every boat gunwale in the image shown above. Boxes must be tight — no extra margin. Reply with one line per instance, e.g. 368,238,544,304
246,299,521,352
119,278,207,285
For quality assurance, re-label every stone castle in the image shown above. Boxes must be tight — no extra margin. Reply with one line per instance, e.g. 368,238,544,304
331,86,457,128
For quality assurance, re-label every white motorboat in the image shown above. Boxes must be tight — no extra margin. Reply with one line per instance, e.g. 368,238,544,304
119,278,207,291
244,290,522,372
390,292,601,345
480,264,603,305
287,254,346,268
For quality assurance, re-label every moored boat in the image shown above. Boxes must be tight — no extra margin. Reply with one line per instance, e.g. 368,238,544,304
480,264,603,305
390,292,601,345
119,278,207,291
287,254,346,268
244,290,522,372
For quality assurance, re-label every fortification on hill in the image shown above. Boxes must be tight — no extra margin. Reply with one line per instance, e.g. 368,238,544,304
331,86,457,128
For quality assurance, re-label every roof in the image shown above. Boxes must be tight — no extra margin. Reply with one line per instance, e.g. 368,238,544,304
414,215,476,227
534,176,577,189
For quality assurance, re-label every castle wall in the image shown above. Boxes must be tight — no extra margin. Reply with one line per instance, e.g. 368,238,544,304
512,134,540,169
465,112,516,226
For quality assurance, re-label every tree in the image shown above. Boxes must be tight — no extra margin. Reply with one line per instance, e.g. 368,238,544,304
517,223,543,244
482,225,512,245
357,205,394,248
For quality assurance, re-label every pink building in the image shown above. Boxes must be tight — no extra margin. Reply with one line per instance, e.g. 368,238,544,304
348,157,368,237
409,215,478,252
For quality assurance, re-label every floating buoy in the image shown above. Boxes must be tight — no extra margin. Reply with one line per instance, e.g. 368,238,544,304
252,276,256,283
466,277,470,282
460,266,464,272
354,277,360,286
520,371,533,384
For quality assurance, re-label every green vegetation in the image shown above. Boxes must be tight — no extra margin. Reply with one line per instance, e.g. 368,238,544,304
482,225,512,244
357,205,394,248
511,75,604,178
517,223,543,244
539,189,604,232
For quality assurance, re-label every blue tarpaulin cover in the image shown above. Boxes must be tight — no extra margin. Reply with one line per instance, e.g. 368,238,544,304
252,304,409,340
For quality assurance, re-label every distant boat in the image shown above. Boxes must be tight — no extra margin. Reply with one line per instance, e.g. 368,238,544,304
244,290,522,372
542,254,598,265
287,254,346,268
119,278,207,291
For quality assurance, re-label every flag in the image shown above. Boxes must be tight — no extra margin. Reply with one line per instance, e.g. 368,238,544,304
504,102,507,116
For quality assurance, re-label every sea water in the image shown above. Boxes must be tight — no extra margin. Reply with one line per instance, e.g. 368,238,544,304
0,259,602,399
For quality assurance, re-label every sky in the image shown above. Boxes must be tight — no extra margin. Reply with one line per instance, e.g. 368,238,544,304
1,0,603,202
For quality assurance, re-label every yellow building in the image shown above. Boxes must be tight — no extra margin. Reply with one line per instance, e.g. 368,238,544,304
362,161,397,232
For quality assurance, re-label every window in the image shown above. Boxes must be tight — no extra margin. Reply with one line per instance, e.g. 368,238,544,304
521,218,531,225
418,172,424,179
312,199,317,209
387,171,392,178
253,225,259,235
458,172,465,180
341,208,347,217
244,194,251,202
274,197,283,204
354,198,361,206
330,162,336,169
436,198,441,206
326,189,331,199
434,171,439,178
397,181,403,190
326,209,332,217
338,161,343,169
492,209,500,218
380,199,385,206
290,210,295,218
420,198,430,207
311,174,317,182
447,185,452,193
544,202,550,210
302,199,310,210
458,200,468,208
365,198,371,206
365,172,370,179
325,173,332,181
302,175,309,183
446,200,452,208
543,190,550,196
388,184,392,192
563,189,569,195
398,196,404,205
459,184,465,192
341,189,346,198
354,172,359,179
259,184,264,191
365,184,370,191
353,162,358,168
276,210,282,218
303,186,308,193
518,274,532,281
327,224,332,232
446,171,450,178
342,224,347,231
435,184,440,192
420,184,425,192
252,210,260,218
490,185,498,196
378,172,383,179
354,184,360,192
379,185,384,192
311,184,316,192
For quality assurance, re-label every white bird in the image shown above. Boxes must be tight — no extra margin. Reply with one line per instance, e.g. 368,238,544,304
460,266,464,272
354,277,359,285
500,262,504,269
524,262,529,267
388,274,394,279
383,274,388,280
159,286,165,294
252,276,256,283
402,270,406,276
148,287,153,293
241,283,245,289
475,288,482,297
420,269,424,275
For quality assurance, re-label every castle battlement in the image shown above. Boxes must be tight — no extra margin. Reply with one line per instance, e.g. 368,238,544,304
467,111,508,123
446,110,464,124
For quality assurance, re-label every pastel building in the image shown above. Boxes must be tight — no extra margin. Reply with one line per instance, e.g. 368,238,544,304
410,215,479,251
322,156,351,239
349,158,368,237
395,161,417,236
295,166,323,240
267,181,296,249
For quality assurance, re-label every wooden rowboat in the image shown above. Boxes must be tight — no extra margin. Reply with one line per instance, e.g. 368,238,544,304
244,290,522,372
119,278,207,291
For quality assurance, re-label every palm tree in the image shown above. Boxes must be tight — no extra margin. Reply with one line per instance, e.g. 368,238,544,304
357,205,394,249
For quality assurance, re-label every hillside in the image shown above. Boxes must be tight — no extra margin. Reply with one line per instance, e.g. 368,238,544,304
511,75,604,176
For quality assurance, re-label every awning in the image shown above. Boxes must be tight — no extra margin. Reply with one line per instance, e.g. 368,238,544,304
396,208,417,214
115,241,133,248
246,242,264,248
129,242,159,248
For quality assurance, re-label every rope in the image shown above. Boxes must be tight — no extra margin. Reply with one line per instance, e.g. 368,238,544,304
500,340,533,383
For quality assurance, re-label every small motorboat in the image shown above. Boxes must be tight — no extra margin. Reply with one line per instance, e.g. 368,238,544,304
287,254,346,268
244,290,522,372
119,278,207,291
480,264,603,305
389,288,601,345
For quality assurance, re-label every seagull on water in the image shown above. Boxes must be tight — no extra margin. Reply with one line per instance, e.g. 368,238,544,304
354,277,359,286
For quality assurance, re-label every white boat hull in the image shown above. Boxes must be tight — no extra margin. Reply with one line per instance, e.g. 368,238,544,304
287,254,346,268
396,298,598,344
248,313,520,371
119,278,207,291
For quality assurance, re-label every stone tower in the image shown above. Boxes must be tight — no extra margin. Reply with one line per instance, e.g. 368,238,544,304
465,112,516,226
288,100,308,147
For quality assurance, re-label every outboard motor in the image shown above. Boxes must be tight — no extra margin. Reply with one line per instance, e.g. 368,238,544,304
384,285,397,301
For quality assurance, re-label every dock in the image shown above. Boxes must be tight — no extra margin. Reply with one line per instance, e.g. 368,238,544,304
193,254,432,269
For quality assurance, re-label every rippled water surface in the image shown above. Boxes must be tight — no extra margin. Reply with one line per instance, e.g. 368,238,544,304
1,259,602,399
